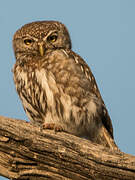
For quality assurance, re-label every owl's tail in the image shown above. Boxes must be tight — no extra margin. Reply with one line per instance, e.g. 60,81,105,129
97,126,119,151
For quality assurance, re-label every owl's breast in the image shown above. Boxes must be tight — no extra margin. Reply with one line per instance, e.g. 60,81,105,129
13,60,101,137
13,64,48,124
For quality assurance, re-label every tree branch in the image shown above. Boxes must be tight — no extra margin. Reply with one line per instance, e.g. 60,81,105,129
0,116,135,180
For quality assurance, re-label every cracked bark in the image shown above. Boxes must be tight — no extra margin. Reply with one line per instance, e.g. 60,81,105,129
0,116,135,180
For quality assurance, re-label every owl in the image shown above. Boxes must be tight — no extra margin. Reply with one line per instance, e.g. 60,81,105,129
13,21,117,149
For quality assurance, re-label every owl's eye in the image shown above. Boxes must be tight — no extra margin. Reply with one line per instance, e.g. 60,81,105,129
24,39,33,45
47,35,58,43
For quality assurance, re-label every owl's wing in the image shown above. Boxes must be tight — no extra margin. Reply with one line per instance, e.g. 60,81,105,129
66,49,114,139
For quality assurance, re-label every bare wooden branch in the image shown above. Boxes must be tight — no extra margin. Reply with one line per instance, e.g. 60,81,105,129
0,116,135,180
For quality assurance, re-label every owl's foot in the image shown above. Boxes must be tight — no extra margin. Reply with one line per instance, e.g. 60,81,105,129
43,123,64,132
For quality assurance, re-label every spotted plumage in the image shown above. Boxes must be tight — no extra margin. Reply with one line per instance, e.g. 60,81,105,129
13,21,117,149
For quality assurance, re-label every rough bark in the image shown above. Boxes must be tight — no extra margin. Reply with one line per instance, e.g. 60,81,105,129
0,116,135,180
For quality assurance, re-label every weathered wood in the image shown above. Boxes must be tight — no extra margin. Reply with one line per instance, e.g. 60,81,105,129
0,116,135,180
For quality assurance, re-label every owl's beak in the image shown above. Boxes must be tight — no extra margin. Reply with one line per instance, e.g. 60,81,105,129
38,44,44,56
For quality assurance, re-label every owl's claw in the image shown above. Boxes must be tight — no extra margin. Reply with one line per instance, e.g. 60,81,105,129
43,123,64,132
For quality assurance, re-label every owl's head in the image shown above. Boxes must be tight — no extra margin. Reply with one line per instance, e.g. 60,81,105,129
13,21,72,59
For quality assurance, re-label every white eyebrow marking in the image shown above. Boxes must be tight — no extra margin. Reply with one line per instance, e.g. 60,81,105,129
43,30,57,41
23,35,38,42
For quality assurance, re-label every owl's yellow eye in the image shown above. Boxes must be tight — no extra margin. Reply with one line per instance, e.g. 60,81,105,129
24,39,33,45
47,35,57,43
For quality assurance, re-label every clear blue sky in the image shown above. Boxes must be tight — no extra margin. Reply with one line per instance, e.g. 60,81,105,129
0,0,135,179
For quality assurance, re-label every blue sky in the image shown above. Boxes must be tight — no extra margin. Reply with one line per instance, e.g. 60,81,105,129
0,0,135,179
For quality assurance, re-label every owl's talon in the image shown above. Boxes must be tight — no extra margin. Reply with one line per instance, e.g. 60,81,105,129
43,123,63,132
